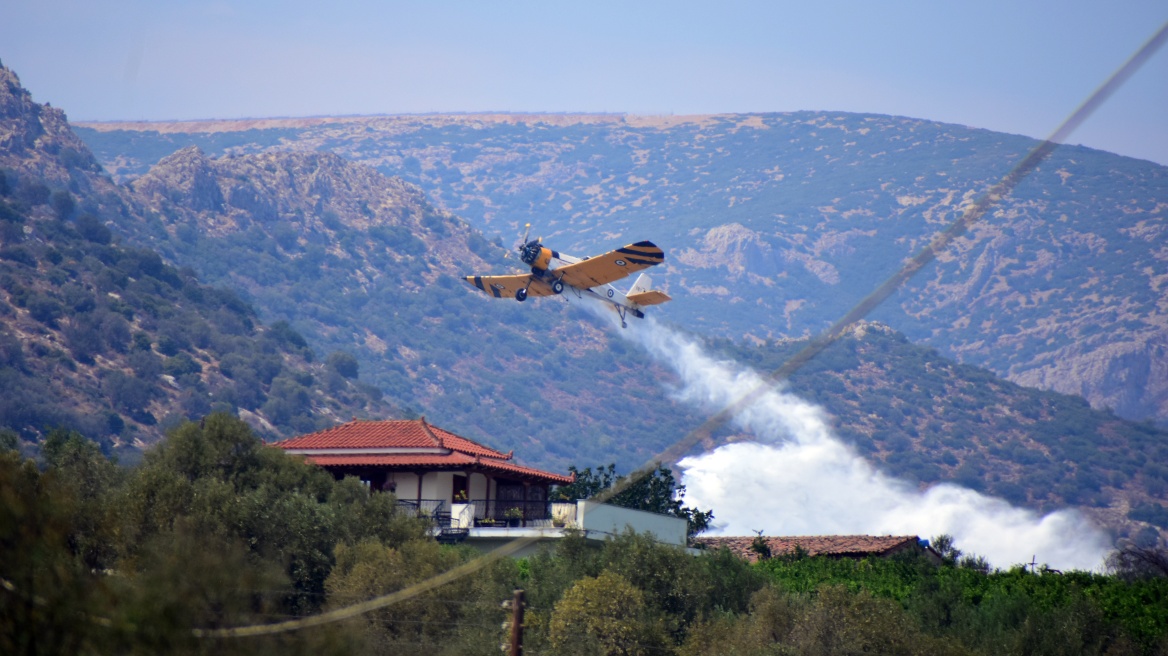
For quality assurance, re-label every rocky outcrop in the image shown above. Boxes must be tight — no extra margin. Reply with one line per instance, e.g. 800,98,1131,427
0,65,102,183
129,147,493,283
1012,333,1168,422
0,63,131,225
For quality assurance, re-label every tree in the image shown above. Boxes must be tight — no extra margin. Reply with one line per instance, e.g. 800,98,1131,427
50,190,74,221
74,214,111,244
1106,543,1168,581
327,351,359,380
749,530,772,561
549,570,666,656
0,429,16,453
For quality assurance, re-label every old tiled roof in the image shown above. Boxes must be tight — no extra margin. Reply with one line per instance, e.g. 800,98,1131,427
274,418,572,485
274,418,511,459
694,535,929,563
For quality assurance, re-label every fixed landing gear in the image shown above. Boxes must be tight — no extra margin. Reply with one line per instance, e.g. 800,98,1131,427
515,288,528,302
616,306,628,329
552,280,564,295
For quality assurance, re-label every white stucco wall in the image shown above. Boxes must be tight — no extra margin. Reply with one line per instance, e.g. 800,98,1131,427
422,472,453,503
469,473,489,500
578,501,688,546
389,472,419,500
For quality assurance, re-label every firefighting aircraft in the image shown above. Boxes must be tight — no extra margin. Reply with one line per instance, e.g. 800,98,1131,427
464,225,671,327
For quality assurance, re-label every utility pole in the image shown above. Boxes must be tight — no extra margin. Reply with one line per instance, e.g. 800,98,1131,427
509,588,525,656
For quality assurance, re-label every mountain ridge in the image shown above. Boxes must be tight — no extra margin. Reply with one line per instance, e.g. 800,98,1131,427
72,111,1168,426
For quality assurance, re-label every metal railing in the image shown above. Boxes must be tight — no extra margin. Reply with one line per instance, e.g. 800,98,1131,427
396,499,446,519
467,500,552,527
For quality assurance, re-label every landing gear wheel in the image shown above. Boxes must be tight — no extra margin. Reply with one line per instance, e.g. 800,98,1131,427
516,288,528,302
552,280,564,295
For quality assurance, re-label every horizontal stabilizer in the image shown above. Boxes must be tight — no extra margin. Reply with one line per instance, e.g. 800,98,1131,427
627,290,671,306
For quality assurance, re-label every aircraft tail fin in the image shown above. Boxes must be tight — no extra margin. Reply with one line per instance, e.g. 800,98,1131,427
626,273,671,307
629,273,653,295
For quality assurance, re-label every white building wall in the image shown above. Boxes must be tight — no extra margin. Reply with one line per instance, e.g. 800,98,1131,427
388,472,419,500
422,472,454,503
469,473,490,501
578,501,688,546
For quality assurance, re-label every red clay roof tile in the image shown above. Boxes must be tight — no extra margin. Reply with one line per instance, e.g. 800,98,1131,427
275,419,571,485
274,419,509,458
694,535,928,563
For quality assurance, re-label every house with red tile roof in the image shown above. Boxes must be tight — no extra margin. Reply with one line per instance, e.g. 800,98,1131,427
275,417,572,525
694,535,942,564
275,418,689,555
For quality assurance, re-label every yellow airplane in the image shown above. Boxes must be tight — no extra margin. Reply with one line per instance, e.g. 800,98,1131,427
464,225,672,327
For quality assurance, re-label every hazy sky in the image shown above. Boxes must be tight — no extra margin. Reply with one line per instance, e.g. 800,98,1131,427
3,1,1166,164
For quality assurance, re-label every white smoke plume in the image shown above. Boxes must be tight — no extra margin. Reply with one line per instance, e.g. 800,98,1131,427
596,307,1112,571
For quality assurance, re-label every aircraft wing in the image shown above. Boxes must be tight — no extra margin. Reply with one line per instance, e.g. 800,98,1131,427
555,241,665,290
464,274,555,298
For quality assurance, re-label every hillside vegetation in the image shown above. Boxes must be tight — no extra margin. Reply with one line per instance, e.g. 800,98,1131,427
77,113,1168,426
95,138,1168,544
114,144,712,469
0,65,397,451
0,168,394,452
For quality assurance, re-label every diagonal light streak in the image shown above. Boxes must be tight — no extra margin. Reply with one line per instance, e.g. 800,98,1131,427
195,19,1168,638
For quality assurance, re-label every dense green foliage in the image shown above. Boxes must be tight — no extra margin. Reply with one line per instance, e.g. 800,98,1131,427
3,417,1167,655
0,415,427,655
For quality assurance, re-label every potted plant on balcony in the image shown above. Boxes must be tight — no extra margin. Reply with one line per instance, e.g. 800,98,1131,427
503,507,524,528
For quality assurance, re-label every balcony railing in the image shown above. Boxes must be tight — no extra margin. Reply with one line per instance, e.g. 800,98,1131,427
396,498,445,519
467,499,552,527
